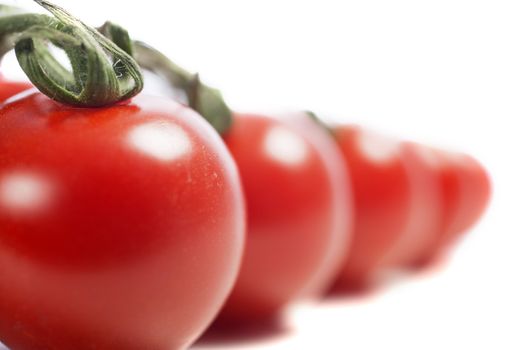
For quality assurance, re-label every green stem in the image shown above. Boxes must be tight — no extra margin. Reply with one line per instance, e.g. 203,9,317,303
133,41,193,93
134,42,232,134
0,1,143,107
98,21,232,134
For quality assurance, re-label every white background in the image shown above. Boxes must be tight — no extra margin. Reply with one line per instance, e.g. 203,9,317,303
2,1,524,349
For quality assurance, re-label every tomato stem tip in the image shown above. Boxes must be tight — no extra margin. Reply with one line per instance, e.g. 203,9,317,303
0,0,144,107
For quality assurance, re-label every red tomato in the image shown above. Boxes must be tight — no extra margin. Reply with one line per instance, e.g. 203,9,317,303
379,142,442,269
217,112,352,322
0,76,31,103
416,149,491,265
0,93,245,350
332,125,414,287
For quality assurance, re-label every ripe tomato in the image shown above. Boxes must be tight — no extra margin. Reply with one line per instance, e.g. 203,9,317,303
332,125,414,287
0,93,245,350
416,149,491,265
217,112,352,322
0,76,31,103
379,142,442,269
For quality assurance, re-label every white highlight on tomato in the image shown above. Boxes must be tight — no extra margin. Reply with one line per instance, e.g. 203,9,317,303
357,130,400,163
264,126,308,166
129,122,192,161
0,172,52,214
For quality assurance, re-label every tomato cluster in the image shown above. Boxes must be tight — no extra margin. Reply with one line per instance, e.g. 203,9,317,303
0,2,491,350
331,127,490,291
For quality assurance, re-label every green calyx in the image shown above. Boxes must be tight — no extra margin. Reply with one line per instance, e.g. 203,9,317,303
0,1,143,107
98,21,232,134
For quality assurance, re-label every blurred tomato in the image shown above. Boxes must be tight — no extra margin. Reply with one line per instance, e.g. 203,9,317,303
379,142,442,269
416,149,491,265
332,126,414,287
0,93,245,350
217,112,352,321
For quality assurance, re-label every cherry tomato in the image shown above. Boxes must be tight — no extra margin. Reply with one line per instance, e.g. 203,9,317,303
217,112,352,322
0,76,31,103
379,142,442,269
332,125,413,287
416,149,491,265
0,93,245,350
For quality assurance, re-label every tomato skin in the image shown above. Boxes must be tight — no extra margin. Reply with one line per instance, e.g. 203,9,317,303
0,77,32,103
0,93,245,349
443,152,491,236
217,112,352,321
416,150,491,265
380,142,442,269
332,126,413,287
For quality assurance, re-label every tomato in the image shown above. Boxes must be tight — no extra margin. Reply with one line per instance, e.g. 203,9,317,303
0,93,245,350
379,142,442,269
441,152,491,237
216,112,352,322
332,125,414,288
415,149,491,265
0,76,31,103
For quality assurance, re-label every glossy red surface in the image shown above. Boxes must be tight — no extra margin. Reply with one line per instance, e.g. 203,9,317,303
333,126,412,287
0,78,32,103
218,113,352,321
0,93,245,350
